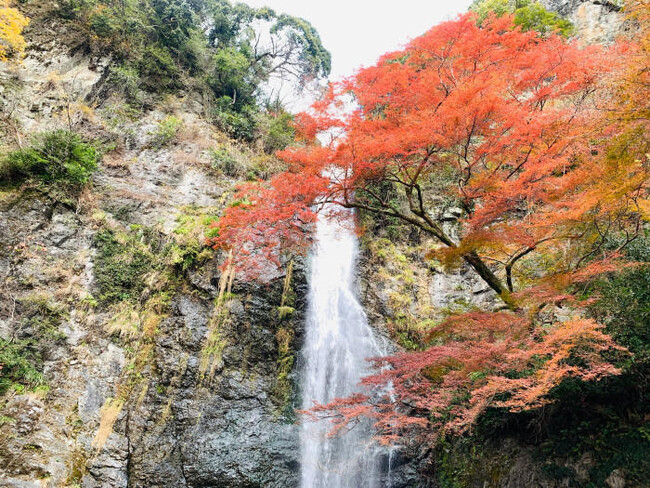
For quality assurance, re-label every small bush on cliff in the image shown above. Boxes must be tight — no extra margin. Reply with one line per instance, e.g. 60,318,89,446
470,0,574,36
149,115,183,149
258,110,295,154
0,130,98,187
93,229,156,305
0,295,68,395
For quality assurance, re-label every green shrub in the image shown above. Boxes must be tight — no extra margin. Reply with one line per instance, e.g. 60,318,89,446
138,44,182,92
212,99,258,142
93,229,155,304
19,295,68,343
210,146,241,177
470,0,574,37
1,130,98,187
0,296,67,395
260,111,295,154
150,116,183,149
107,65,144,105
0,338,45,395
58,0,97,20
89,9,116,38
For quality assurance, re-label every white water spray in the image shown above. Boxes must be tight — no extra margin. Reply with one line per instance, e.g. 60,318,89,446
299,206,387,488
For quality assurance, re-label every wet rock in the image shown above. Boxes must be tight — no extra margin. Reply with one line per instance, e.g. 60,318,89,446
606,469,626,488
85,434,130,488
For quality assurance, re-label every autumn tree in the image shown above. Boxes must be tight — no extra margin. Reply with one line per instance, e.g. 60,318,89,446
0,0,28,61
214,13,639,301
212,12,647,439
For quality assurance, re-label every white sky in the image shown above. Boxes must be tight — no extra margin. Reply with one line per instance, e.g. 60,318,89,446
243,0,474,81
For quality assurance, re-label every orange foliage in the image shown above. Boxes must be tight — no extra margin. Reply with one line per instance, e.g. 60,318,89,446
0,0,28,61
212,11,648,442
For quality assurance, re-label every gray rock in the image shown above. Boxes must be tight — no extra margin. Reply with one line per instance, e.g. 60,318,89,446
606,469,626,488
541,0,624,44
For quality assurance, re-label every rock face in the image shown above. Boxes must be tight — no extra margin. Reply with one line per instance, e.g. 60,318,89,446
0,13,307,488
94,274,308,488
541,0,624,43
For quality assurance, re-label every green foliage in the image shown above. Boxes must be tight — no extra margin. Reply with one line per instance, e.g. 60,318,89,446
209,47,257,108
1,130,98,187
93,229,156,305
89,7,116,38
58,0,96,20
161,207,217,272
107,65,141,99
54,0,331,141
0,296,68,395
210,146,240,177
150,0,198,56
587,234,650,368
212,99,258,142
150,116,183,148
0,338,45,395
19,295,68,343
470,0,574,37
138,45,182,93
259,110,295,154
589,265,650,367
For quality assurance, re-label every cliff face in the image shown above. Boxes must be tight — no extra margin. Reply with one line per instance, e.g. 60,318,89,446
541,0,624,43
0,9,307,487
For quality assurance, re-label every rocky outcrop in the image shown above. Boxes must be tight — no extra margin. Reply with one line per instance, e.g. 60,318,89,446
88,272,307,488
541,0,625,43
0,15,307,488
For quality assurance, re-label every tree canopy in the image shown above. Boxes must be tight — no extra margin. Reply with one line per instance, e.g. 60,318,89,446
212,10,648,440
0,0,28,61
58,0,331,140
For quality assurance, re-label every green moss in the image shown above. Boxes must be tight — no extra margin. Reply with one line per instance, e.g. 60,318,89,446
277,306,295,320
65,449,88,487
273,326,295,415
93,228,156,305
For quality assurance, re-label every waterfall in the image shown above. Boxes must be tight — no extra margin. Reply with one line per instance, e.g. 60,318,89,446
299,206,387,488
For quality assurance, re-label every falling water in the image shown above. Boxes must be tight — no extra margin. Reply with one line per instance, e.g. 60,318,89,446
300,205,387,488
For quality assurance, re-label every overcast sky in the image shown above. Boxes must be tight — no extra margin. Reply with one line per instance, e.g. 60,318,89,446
243,0,474,81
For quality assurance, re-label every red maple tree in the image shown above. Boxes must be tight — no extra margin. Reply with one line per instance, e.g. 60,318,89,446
212,11,647,440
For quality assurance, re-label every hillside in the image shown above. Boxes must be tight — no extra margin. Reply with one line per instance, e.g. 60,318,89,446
0,1,647,488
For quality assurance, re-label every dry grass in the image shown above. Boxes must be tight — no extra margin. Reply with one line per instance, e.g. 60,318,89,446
76,185,99,215
135,383,149,410
177,120,216,152
105,303,140,339
92,397,124,450
101,150,131,169
199,257,235,382
159,396,174,424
